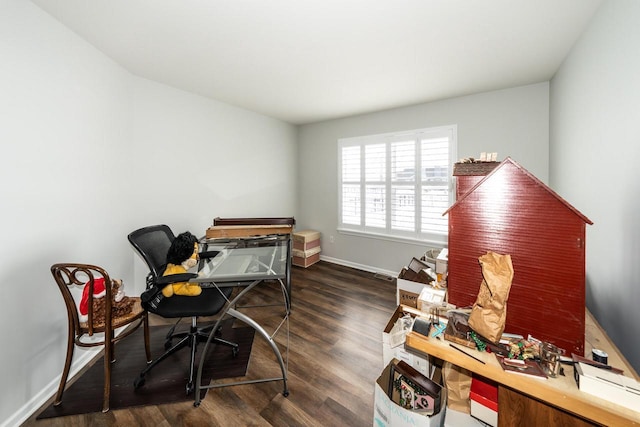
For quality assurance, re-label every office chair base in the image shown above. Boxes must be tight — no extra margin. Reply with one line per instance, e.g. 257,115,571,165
164,324,232,351
133,375,146,389
133,328,239,393
134,373,197,396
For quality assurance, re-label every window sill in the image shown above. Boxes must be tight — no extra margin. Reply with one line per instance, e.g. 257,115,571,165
337,228,447,247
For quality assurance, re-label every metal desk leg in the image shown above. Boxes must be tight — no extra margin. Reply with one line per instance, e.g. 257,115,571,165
193,280,289,407
286,236,292,311
226,307,288,393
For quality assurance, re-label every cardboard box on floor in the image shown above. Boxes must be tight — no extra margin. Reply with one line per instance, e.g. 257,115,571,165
444,408,487,427
397,278,431,308
292,245,321,268
292,229,320,251
382,305,431,377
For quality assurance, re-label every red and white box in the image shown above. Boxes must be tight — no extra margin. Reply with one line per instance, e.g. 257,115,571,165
470,375,498,427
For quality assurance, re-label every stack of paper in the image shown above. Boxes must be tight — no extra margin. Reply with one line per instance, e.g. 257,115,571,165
575,362,640,412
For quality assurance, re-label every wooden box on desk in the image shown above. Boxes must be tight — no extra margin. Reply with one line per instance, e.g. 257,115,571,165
206,224,293,239
207,216,295,239
445,157,592,356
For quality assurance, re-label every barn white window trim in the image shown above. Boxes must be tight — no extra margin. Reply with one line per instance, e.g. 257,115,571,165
338,125,457,246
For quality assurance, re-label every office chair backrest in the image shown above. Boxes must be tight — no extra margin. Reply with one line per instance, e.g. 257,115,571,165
128,225,175,279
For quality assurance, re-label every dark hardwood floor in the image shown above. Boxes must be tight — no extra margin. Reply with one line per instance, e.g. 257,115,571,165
22,261,397,426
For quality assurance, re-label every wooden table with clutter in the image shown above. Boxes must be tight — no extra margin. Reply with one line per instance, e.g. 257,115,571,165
394,159,639,426
405,310,640,426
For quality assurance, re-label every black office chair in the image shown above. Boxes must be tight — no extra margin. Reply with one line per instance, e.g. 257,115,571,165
128,224,238,394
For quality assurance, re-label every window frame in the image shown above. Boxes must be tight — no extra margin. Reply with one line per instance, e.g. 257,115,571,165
337,125,457,246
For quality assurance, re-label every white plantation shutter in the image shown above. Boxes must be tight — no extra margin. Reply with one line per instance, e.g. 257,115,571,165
391,139,416,232
420,136,450,235
338,126,456,244
341,145,361,225
365,144,386,228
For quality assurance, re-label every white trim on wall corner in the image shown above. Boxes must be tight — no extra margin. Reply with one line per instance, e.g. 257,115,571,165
318,254,399,279
2,348,100,427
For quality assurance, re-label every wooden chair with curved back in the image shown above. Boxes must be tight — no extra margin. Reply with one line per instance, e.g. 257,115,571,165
51,263,151,413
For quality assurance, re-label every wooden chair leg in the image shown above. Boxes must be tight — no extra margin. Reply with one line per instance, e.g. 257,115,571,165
102,335,112,412
54,325,75,406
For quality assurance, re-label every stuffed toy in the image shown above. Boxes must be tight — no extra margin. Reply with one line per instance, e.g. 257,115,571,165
161,231,202,297
78,277,134,325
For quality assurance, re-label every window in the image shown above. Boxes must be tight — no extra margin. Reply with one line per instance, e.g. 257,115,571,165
338,125,457,245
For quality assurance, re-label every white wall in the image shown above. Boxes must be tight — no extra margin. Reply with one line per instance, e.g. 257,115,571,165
0,2,297,425
550,0,640,373
129,77,297,235
297,83,549,274
126,77,298,292
0,2,133,424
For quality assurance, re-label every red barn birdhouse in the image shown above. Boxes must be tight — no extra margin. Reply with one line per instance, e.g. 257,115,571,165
445,157,592,355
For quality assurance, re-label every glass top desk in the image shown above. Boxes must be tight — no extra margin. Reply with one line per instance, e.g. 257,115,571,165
192,234,291,406
195,235,289,284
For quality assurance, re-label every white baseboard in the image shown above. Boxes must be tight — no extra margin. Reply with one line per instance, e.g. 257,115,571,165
2,348,101,427
319,254,398,279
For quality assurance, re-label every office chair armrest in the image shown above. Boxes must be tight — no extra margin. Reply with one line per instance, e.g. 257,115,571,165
155,273,198,286
198,250,220,259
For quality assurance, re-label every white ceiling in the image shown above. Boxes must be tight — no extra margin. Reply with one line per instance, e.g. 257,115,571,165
31,0,602,125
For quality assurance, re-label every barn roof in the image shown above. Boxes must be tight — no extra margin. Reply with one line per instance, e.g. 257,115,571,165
443,157,593,225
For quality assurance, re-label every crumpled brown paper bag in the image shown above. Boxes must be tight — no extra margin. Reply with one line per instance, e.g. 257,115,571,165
443,361,472,413
467,251,514,343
